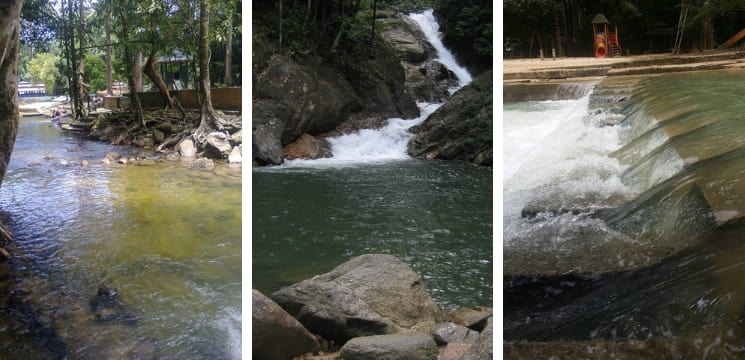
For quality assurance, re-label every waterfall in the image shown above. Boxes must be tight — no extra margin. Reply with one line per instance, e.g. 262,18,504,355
408,9,472,88
283,9,472,167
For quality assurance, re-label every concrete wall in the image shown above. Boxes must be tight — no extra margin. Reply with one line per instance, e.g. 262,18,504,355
133,87,242,110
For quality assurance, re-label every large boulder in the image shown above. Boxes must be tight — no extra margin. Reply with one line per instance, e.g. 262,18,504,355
256,56,361,144
271,254,444,344
408,70,492,166
379,15,435,63
340,333,438,360
253,289,320,360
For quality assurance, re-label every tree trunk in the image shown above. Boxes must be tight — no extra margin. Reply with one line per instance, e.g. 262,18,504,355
552,0,563,57
143,45,186,118
134,51,142,92
0,0,22,188
118,3,145,127
224,11,233,86
105,0,112,96
76,0,87,120
194,0,225,146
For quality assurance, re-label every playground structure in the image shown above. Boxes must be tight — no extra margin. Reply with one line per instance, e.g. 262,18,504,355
592,13,622,58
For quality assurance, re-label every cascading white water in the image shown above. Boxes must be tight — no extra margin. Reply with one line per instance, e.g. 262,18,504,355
408,9,472,88
283,9,472,167
503,95,634,244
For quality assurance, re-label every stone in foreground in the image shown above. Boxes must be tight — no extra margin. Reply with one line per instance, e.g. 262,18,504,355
253,289,320,360
271,254,443,343
340,333,438,360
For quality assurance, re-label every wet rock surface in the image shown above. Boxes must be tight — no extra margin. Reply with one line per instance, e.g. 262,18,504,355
408,70,492,166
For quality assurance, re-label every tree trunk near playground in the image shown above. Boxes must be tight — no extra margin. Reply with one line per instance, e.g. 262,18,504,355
0,0,22,188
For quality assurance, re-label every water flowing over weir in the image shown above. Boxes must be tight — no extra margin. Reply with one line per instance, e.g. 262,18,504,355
504,71,745,358
253,10,493,311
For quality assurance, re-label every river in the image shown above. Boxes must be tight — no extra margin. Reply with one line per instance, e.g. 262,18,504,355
504,71,745,358
0,115,241,359
253,9,493,311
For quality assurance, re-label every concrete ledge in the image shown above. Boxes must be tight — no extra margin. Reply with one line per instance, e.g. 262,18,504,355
504,81,596,103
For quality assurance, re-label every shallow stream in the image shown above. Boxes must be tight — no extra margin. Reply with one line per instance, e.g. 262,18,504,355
0,115,241,359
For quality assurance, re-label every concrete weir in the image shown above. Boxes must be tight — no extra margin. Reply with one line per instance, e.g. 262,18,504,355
505,59,745,358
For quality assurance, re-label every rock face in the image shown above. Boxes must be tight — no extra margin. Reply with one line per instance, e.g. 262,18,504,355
252,101,285,166
271,254,443,343
340,333,438,360
408,70,492,166
403,61,458,103
253,289,321,360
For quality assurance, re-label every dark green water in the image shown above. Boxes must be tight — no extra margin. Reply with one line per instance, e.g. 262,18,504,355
253,160,492,310
0,116,241,359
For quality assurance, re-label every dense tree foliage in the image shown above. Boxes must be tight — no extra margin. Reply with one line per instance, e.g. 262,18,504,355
434,0,492,74
505,0,745,58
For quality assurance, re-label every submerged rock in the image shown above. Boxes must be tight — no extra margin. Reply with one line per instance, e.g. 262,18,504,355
340,333,438,360
192,158,215,169
253,289,320,360
271,254,443,344
89,286,138,326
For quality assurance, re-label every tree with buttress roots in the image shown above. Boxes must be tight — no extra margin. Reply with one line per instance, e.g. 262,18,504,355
192,0,240,158
0,0,23,189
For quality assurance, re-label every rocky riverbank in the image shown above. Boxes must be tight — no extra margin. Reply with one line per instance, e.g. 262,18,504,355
58,107,242,166
253,254,492,360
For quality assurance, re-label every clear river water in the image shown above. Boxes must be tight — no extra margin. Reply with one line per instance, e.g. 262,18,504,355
504,71,745,358
0,115,241,359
